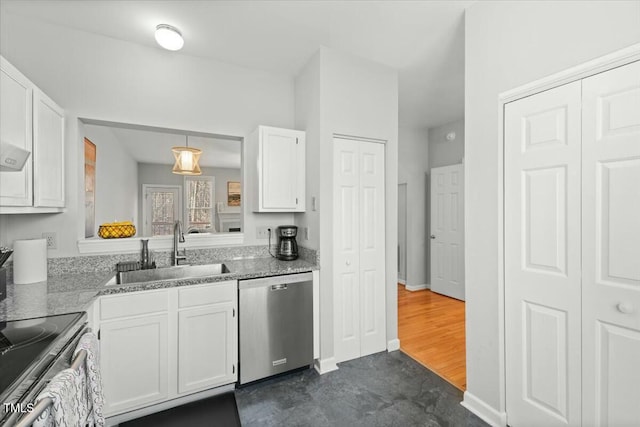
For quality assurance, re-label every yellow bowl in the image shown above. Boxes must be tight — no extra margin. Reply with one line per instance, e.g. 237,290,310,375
98,224,136,239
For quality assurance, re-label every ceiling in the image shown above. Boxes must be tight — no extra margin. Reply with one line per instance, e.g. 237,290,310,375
87,124,242,169
1,0,473,130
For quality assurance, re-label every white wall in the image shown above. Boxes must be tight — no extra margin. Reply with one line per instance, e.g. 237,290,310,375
0,12,294,256
294,52,321,251
295,47,398,368
398,126,429,288
428,119,464,169
84,125,138,231
464,0,640,420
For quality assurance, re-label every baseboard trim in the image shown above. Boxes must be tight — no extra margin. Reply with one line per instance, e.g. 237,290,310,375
314,357,339,375
461,391,507,427
387,338,400,352
398,278,406,285
405,283,428,292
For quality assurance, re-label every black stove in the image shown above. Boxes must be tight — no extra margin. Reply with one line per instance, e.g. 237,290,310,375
0,312,86,422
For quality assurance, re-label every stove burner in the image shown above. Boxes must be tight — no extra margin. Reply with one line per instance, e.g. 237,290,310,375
0,323,62,356
0,312,84,403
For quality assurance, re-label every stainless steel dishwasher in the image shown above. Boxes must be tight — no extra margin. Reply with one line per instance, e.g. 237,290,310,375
238,272,313,384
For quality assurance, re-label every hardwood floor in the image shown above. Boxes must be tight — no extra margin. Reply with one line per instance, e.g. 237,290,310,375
398,284,466,390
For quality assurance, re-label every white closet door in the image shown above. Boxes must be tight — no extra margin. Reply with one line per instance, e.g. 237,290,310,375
358,141,386,357
505,81,582,426
581,60,640,427
334,138,361,362
333,137,386,363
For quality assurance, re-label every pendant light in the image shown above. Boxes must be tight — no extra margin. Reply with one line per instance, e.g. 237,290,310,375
172,135,202,175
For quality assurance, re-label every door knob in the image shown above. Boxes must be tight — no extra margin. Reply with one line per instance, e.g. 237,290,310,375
430,235,436,239
616,303,634,314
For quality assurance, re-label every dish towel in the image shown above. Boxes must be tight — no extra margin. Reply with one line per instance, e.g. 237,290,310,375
32,368,86,427
74,332,105,426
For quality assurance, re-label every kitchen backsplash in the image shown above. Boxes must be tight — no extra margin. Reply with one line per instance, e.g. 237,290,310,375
3,245,318,280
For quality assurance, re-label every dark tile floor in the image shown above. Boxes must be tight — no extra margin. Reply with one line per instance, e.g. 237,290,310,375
235,351,488,427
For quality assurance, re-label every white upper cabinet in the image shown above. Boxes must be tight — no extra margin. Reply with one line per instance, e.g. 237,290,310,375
33,90,65,207
0,56,33,207
0,55,65,212
249,126,305,212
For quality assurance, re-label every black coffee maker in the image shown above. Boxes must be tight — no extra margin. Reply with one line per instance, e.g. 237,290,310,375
276,225,299,261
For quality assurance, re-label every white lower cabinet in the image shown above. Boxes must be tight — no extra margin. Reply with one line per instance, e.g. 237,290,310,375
101,314,170,415
177,283,237,394
96,280,237,418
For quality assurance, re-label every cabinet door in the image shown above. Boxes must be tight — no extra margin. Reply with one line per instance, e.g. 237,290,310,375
0,57,33,206
260,127,305,211
100,314,169,416
177,303,236,394
33,90,64,207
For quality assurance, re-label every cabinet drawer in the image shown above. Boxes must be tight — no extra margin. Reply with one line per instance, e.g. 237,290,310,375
178,281,236,309
101,290,168,320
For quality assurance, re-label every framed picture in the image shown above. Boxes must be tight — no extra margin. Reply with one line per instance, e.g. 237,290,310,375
84,138,96,238
227,181,241,206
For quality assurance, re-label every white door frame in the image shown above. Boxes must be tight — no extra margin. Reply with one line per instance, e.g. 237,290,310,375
398,182,408,285
464,43,640,426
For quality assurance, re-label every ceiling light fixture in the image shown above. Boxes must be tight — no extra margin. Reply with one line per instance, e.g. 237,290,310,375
172,136,202,175
155,24,184,51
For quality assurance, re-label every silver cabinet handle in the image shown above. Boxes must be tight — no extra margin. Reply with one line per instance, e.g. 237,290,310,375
271,284,288,291
617,303,634,314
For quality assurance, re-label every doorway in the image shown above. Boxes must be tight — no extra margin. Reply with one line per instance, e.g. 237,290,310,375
398,161,466,391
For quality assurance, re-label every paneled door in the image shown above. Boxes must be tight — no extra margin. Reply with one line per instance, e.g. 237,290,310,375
333,137,386,363
430,164,465,300
581,61,640,426
505,81,583,426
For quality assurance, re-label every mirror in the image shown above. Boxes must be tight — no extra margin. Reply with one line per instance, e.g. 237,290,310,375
82,120,242,240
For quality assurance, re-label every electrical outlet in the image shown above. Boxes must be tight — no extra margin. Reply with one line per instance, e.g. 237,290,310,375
42,232,57,249
304,227,310,240
256,226,272,240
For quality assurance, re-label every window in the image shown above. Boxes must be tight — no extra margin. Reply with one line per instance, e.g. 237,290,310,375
184,176,214,232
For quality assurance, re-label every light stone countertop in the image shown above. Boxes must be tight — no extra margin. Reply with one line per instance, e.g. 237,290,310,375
0,257,317,322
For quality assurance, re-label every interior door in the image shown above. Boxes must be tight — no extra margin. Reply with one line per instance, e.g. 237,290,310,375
505,81,582,426
333,137,386,363
143,185,182,236
581,60,640,427
430,164,465,300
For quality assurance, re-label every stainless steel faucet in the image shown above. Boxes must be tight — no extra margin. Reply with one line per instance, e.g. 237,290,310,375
173,220,187,266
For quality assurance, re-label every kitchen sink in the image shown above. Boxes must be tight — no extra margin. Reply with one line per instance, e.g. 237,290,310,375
114,263,230,285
